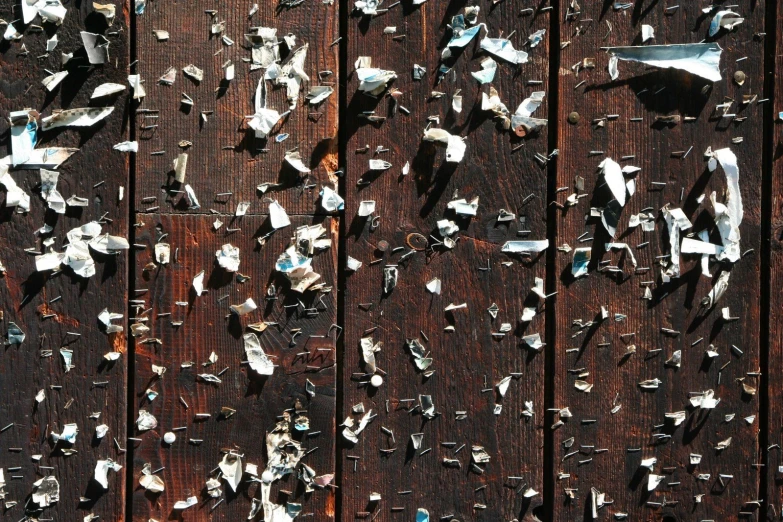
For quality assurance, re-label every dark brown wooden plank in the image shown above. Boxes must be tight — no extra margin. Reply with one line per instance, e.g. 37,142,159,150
134,0,339,215
0,2,130,521
131,214,337,521
766,2,783,519
554,3,765,520
342,4,551,521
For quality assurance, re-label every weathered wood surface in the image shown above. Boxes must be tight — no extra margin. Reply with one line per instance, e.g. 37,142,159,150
130,214,337,521
134,0,339,215
343,3,551,521
0,1,130,520
554,3,765,520
766,2,783,520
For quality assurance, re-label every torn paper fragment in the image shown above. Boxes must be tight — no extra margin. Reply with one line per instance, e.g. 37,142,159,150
648,474,664,491
497,376,512,397
244,333,274,375
42,71,68,91
709,148,742,262
51,423,78,445
681,237,722,255
501,240,549,254
41,107,114,130
23,0,42,24
274,44,309,109
2,147,77,170
154,243,170,265
0,170,31,213
306,86,334,105
606,43,722,82
346,256,362,271
216,244,240,272
81,32,110,64
235,201,251,217
40,169,65,214
357,200,376,217
38,0,67,24
263,200,291,231
605,242,637,268
426,278,441,294
9,109,38,167
709,11,744,37
219,453,243,492
183,64,204,82
94,3,116,24
369,159,391,171
480,36,528,64
662,206,692,280
98,309,124,333
701,270,730,309
447,22,482,49
447,197,479,216
113,141,138,152
136,410,157,431
356,61,398,96
285,151,311,173
32,476,60,508
230,298,258,316
522,333,544,351
360,337,381,373
600,158,626,206
572,247,591,277
471,58,496,84
320,186,344,212
421,128,466,163
690,390,720,409
140,473,164,492
511,92,546,137
183,183,200,209
128,74,146,99
173,497,197,510
642,25,654,42
94,459,122,489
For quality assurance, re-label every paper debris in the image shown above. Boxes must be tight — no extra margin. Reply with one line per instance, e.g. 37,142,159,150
81,32,110,64
230,298,258,316
356,58,398,96
94,459,122,489
471,57,497,84
422,128,466,163
480,35,528,64
32,476,60,508
709,11,743,37
501,240,549,254
41,107,114,130
219,453,243,492
216,243,240,272
244,333,275,375
606,43,722,82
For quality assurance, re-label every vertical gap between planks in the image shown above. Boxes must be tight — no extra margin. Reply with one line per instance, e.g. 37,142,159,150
759,0,777,518
335,0,349,519
542,0,560,515
125,2,139,521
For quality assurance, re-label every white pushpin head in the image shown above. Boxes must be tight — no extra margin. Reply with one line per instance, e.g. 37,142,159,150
163,432,176,444
370,374,383,388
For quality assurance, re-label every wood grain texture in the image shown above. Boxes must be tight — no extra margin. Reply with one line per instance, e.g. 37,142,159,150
766,2,783,519
342,3,551,520
134,0,339,215
0,1,130,520
131,214,337,521
554,3,765,520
